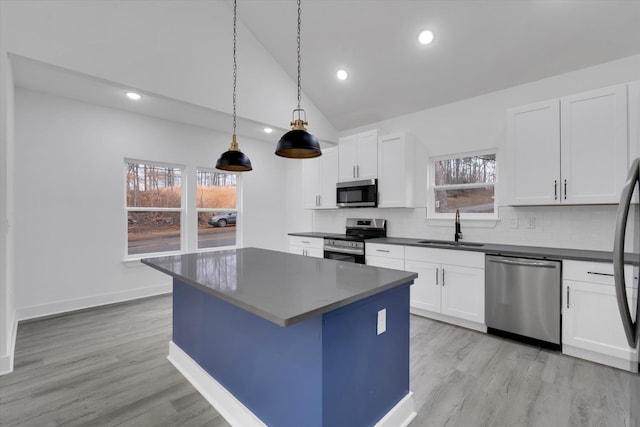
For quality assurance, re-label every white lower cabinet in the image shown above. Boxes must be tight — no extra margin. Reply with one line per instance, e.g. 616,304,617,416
405,247,485,331
288,236,324,258
562,260,639,372
365,243,404,270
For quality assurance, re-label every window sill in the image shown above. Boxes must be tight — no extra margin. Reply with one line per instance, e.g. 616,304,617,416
426,218,500,228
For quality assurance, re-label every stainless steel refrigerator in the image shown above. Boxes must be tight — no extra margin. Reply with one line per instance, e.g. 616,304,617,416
613,157,640,426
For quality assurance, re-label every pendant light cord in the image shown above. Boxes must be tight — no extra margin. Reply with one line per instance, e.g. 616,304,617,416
232,0,238,135
296,0,302,110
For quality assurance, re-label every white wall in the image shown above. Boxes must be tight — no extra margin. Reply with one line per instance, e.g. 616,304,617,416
0,45,17,375
309,55,640,252
13,88,288,319
0,0,337,144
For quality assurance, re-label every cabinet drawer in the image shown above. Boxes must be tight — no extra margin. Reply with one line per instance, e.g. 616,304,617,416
366,243,404,259
405,246,484,268
563,260,635,286
288,236,324,249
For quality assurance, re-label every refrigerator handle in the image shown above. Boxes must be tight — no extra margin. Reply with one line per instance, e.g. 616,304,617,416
613,157,639,348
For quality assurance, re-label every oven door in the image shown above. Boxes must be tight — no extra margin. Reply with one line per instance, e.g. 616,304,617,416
336,179,377,208
324,249,365,264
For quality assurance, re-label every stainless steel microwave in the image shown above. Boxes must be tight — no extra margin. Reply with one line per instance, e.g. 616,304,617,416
336,179,378,208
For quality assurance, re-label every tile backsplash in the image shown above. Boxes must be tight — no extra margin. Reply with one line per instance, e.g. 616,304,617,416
313,204,639,253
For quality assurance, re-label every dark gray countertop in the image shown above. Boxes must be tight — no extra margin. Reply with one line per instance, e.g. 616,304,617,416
367,237,640,265
142,247,417,327
289,232,344,239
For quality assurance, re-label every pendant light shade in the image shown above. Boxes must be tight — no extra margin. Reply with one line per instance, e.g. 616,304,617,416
275,109,321,159
276,0,321,159
216,134,252,171
216,0,252,172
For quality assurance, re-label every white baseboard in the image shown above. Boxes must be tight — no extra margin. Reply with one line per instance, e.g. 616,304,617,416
16,283,171,321
0,312,17,375
563,344,639,373
374,392,416,427
168,341,416,427
410,307,487,333
168,341,267,427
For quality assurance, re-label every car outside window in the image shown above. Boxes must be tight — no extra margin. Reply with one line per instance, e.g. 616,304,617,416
196,169,237,249
428,151,497,219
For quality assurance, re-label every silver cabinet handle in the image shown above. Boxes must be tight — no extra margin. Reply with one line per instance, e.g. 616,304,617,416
353,165,356,178
301,240,310,244
435,268,439,286
442,268,445,286
357,165,360,178
564,179,567,200
554,180,558,200
567,286,570,309
376,249,390,253
613,157,639,347
587,271,614,277
318,195,322,206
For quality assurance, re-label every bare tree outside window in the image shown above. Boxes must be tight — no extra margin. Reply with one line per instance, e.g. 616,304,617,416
431,153,497,215
126,161,183,256
196,169,237,249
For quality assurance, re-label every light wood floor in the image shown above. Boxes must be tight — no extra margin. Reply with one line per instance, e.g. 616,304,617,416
1,294,637,426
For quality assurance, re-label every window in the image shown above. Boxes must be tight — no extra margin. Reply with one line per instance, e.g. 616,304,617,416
196,169,237,249
428,151,497,219
125,160,184,256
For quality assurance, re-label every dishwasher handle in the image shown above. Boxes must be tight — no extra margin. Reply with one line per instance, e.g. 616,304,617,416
486,256,558,268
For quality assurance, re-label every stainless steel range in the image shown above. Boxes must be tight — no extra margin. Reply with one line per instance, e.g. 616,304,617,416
323,218,387,264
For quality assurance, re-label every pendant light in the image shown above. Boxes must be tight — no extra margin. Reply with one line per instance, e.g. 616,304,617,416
216,0,252,172
275,0,322,159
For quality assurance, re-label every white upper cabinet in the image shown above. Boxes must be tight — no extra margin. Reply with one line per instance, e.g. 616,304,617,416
377,133,426,208
302,146,338,209
507,83,628,205
338,130,378,182
560,85,628,204
507,100,561,205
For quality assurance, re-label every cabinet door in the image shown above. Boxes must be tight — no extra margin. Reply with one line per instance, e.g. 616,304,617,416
563,280,638,362
378,133,411,208
355,130,378,180
365,255,404,271
319,147,338,208
440,264,485,324
302,156,321,208
405,259,441,313
630,81,640,163
305,247,324,258
338,135,358,181
560,84,628,204
507,100,560,205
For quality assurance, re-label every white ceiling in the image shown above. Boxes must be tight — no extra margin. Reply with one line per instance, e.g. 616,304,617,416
10,1,640,138
239,0,640,130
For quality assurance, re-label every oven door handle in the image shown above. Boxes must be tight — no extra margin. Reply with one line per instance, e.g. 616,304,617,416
324,247,364,255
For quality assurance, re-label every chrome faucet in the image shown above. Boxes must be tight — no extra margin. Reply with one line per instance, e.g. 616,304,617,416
454,209,463,242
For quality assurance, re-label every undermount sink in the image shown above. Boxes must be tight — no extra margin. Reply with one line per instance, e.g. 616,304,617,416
417,239,484,247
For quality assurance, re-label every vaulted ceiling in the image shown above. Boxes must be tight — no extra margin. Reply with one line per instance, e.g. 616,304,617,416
239,0,640,131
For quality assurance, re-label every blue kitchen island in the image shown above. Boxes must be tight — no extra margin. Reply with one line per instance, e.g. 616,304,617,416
142,247,417,427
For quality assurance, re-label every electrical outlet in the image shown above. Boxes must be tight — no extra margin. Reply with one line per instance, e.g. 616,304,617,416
526,217,536,229
377,309,386,335
510,217,519,229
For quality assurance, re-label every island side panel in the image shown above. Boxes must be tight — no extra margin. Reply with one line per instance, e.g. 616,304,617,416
173,279,324,427
322,282,412,427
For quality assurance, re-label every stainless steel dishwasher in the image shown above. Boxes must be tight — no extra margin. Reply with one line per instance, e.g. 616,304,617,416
485,255,561,349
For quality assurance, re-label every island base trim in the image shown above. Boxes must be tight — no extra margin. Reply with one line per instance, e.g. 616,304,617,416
168,341,267,427
168,340,416,427
373,391,416,427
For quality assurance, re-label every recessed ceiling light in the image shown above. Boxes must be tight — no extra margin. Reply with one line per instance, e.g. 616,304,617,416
125,92,142,101
336,69,349,81
418,29,435,46
263,127,273,134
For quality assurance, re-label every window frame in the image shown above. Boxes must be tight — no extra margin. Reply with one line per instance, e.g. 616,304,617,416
124,158,186,260
195,167,239,253
427,149,499,221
